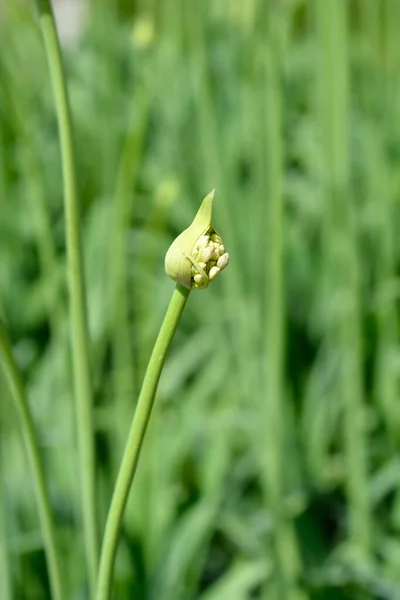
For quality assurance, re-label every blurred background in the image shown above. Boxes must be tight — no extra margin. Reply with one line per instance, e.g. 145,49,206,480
1,0,400,598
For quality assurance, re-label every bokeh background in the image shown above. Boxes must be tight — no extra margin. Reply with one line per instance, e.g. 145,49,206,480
1,0,400,598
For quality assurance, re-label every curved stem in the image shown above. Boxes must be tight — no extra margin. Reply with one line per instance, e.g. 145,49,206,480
96,284,190,600
0,320,64,600
34,0,98,593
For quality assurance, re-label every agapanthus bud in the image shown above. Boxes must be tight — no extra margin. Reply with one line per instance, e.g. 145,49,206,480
164,189,229,290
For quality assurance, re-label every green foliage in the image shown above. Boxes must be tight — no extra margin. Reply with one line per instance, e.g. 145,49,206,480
1,0,400,598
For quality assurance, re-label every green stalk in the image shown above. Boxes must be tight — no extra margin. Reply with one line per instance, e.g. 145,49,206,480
378,0,400,530
259,3,304,599
109,83,151,432
358,1,398,447
34,0,98,593
96,284,190,600
0,320,63,600
315,0,370,553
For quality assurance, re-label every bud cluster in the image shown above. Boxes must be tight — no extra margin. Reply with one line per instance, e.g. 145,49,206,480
191,231,230,289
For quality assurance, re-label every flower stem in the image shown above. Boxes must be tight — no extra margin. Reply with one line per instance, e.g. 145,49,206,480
34,0,98,593
96,284,190,600
0,320,64,600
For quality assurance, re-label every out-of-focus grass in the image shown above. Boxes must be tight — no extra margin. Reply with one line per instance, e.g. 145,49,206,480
1,0,400,598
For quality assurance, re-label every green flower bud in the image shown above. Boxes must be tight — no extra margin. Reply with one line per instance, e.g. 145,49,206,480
164,189,229,290
210,233,221,244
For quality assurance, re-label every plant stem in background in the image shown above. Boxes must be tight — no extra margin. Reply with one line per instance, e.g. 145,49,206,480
34,0,98,593
262,4,304,599
315,0,371,553
109,83,151,448
359,1,398,447
0,320,64,600
380,0,400,532
96,284,190,600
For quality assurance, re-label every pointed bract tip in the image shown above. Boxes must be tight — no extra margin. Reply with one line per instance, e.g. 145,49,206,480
203,188,215,203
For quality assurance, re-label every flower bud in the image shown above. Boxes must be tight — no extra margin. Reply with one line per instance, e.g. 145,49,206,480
211,247,220,261
209,266,221,281
217,253,229,271
164,189,229,290
210,233,221,244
